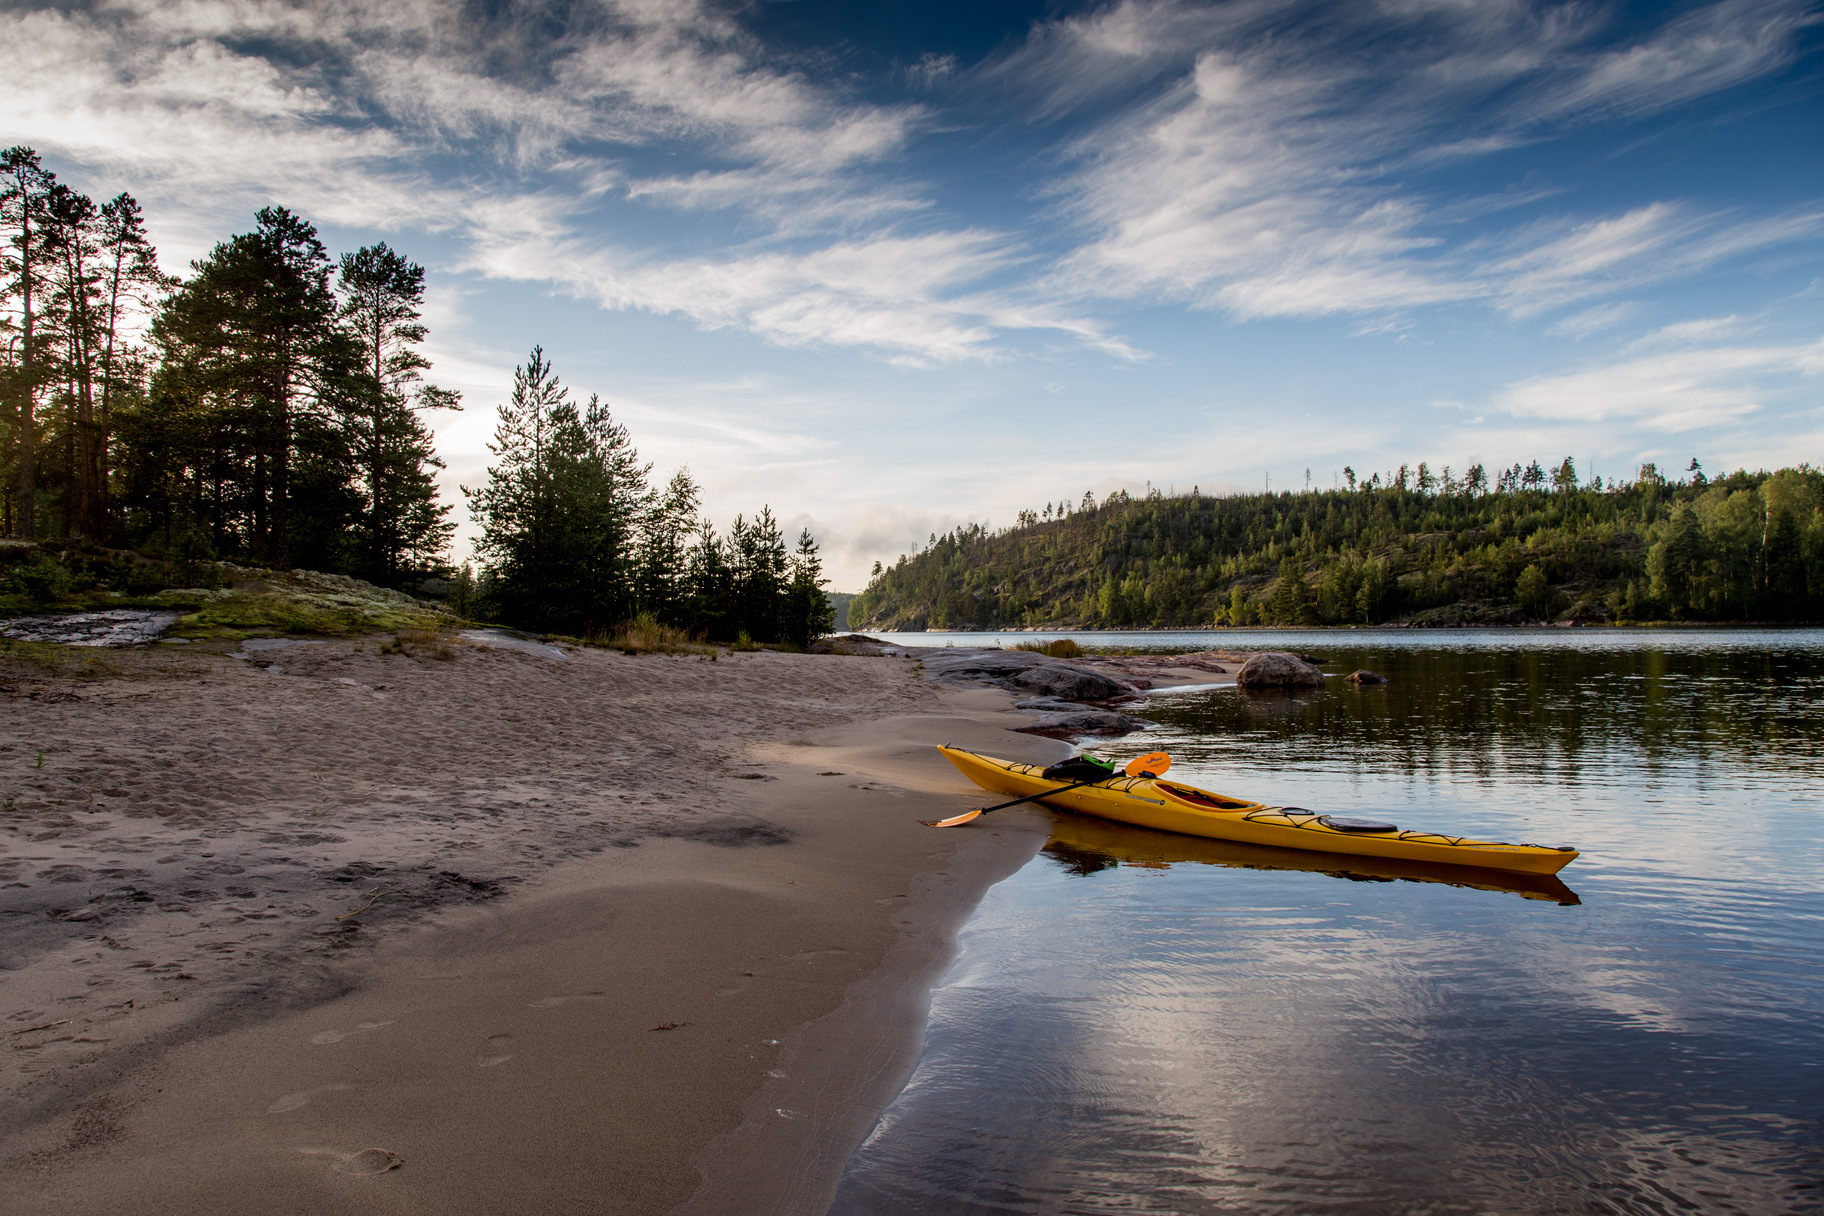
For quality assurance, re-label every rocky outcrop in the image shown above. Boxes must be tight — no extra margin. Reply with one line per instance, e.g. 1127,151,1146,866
1345,669,1388,685
920,648,1134,701
0,608,182,647
1235,651,1327,689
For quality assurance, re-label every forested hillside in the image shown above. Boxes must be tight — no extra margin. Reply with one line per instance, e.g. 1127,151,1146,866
852,461,1824,630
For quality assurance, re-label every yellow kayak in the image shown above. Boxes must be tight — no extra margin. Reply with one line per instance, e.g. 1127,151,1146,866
1044,808,1579,904
939,746,1579,876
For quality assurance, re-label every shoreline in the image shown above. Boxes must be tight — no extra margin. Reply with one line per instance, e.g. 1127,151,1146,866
0,639,1066,1212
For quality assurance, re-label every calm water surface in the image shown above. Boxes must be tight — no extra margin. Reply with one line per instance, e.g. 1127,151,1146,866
834,630,1824,1214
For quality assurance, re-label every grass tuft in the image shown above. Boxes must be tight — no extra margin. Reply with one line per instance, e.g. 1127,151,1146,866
608,613,717,656
1014,638,1083,659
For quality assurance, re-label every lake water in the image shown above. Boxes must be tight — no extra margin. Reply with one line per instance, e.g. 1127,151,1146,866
833,629,1824,1214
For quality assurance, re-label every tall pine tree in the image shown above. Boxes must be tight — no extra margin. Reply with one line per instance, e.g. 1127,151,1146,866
1,147,55,538
150,207,356,565
337,242,457,583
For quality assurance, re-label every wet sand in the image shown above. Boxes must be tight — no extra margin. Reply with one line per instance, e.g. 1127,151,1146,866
0,637,1068,1213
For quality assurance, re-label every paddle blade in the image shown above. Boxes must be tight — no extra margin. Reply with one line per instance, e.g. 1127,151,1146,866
1126,751,1171,779
922,808,984,828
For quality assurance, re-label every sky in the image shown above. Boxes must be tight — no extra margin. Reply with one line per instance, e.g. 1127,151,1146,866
5,0,1822,590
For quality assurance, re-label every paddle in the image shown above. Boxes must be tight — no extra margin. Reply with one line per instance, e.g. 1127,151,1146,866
923,752,1172,828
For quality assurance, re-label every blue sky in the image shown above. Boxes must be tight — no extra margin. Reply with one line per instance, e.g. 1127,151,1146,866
6,0,1821,587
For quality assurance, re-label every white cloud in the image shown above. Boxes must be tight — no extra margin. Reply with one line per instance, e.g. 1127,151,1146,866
1492,337,1824,431
1011,0,1820,321
1523,0,1817,121
1549,301,1640,339
1492,204,1824,316
0,0,1076,365
1628,315,1754,348
455,221,1132,366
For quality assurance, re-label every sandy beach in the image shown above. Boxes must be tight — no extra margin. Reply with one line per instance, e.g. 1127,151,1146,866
0,634,1164,1213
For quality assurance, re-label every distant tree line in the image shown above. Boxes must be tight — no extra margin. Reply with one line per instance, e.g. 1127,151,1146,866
853,459,1824,629
2,145,833,644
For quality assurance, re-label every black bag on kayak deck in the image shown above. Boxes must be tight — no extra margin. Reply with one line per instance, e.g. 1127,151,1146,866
1042,756,1117,783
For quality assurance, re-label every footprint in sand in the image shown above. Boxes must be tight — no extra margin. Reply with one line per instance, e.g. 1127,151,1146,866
476,1034,514,1067
268,1083,353,1113
298,1146,403,1175
310,1020,395,1045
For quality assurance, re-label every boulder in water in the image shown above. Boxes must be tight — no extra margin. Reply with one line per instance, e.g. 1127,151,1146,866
1235,651,1326,689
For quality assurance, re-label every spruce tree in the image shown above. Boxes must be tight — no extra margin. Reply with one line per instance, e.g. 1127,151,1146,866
636,467,701,623
784,527,834,647
466,348,651,632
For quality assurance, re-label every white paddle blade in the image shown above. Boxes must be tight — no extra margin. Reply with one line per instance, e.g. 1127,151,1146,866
922,808,984,828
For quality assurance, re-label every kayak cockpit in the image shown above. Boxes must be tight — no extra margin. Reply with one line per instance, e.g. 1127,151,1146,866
1156,783,1256,811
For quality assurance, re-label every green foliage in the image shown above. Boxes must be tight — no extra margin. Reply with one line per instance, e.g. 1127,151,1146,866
853,466,1824,629
465,348,833,645
1516,564,1549,616
336,242,457,582
826,591,855,632
466,347,650,634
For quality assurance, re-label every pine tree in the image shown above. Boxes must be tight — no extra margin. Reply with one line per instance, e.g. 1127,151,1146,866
727,507,788,642
92,193,168,542
1,147,56,538
784,527,834,647
337,243,457,583
466,348,651,632
682,518,732,638
636,468,701,623
151,207,355,565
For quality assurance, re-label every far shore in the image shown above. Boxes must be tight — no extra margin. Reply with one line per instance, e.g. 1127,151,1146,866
0,636,1071,1214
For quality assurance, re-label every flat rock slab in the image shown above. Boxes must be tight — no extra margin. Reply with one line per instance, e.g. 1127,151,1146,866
920,649,1133,701
0,608,181,647
811,634,913,657
1014,709,1156,738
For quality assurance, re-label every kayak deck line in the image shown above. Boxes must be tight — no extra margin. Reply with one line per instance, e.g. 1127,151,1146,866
937,745,1579,875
